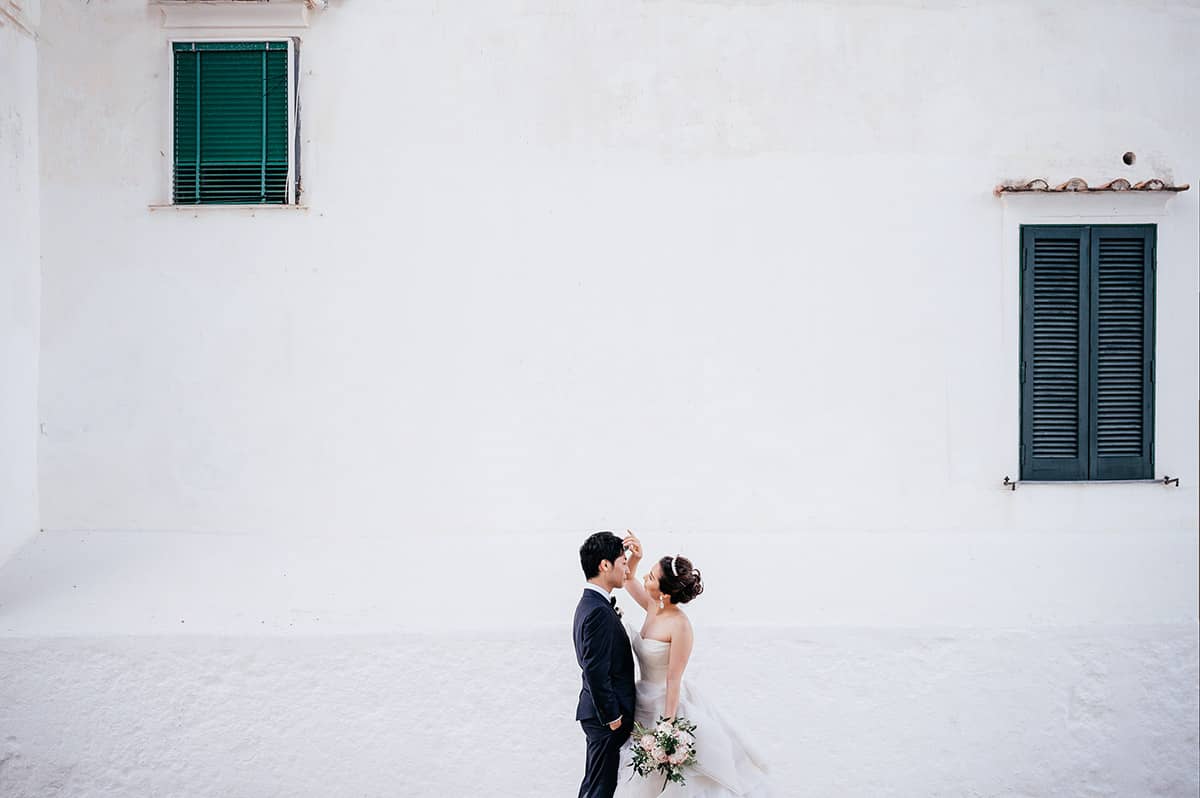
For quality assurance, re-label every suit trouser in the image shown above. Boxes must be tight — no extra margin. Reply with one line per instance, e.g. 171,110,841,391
579,717,631,798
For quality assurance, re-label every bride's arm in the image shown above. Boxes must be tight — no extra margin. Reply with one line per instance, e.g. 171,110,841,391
622,531,653,611
662,617,694,720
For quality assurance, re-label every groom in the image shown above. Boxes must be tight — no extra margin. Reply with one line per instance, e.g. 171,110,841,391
573,531,637,798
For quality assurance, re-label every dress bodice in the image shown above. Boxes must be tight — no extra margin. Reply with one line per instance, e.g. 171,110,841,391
631,629,671,684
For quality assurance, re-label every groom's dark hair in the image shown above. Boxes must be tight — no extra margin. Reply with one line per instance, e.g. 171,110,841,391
580,531,624,579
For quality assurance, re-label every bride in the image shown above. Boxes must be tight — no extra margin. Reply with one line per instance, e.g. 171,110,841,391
616,532,771,798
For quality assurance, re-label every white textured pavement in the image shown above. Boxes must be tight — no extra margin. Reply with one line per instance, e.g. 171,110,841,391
1,532,1196,797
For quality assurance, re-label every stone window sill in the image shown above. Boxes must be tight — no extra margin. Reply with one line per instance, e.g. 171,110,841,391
148,203,309,213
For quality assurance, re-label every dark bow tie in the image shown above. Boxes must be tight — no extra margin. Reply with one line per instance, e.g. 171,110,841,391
609,596,623,618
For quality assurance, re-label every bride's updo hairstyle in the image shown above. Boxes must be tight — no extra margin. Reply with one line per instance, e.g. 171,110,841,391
658,555,704,604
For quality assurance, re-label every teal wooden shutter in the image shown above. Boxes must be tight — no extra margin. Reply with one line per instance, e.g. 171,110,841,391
173,42,290,204
1020,225,1156,481
1021,226,1090,480
1089,226,1155,480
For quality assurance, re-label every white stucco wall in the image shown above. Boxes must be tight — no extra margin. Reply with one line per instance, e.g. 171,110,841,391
4,0,1197,795
0,2,40,568
34,0,1200,540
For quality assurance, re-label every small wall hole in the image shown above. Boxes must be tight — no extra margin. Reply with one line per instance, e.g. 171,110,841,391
1122,151,1136,166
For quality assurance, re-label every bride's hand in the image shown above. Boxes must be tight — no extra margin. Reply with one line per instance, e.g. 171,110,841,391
621,532,652,609
623,530,643,574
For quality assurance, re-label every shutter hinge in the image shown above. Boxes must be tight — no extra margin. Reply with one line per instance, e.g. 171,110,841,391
1021,246,1027,272
1150,360,1155,383
1020,361,1026,384
1020,443,1025,465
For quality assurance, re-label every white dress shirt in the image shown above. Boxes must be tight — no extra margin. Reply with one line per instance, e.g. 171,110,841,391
583,582,612,601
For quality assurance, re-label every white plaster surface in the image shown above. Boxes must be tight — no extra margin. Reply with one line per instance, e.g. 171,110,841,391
0,531,1197,796
0,1,40,567
10,0,1200,795
0,529,1196,636
1,625,1196,797
34,0,1200,541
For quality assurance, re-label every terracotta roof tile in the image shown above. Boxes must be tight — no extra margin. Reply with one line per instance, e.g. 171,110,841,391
994,177,1189,196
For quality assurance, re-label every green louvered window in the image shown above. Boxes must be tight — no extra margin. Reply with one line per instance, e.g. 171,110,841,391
1020,225,1156,481
173,41,292,205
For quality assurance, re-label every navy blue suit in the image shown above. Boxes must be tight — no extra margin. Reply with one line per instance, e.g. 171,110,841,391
573,588,636,798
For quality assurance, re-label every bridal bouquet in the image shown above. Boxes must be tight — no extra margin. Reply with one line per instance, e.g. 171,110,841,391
629,715,698,789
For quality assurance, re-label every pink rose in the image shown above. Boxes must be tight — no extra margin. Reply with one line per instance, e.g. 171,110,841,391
668,749,688,765
640,734,656,751
651,746,667,764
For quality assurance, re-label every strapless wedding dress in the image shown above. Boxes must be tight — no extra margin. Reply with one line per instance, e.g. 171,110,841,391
615,620,772,798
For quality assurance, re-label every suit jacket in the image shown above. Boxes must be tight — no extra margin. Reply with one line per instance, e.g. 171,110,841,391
573,588,636,725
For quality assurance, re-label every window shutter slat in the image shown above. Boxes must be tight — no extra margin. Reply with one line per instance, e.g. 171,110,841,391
1021,227,1089,480
1089,226,1155,479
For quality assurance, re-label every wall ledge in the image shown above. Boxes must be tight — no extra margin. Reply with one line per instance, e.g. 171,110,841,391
152,0,312,30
